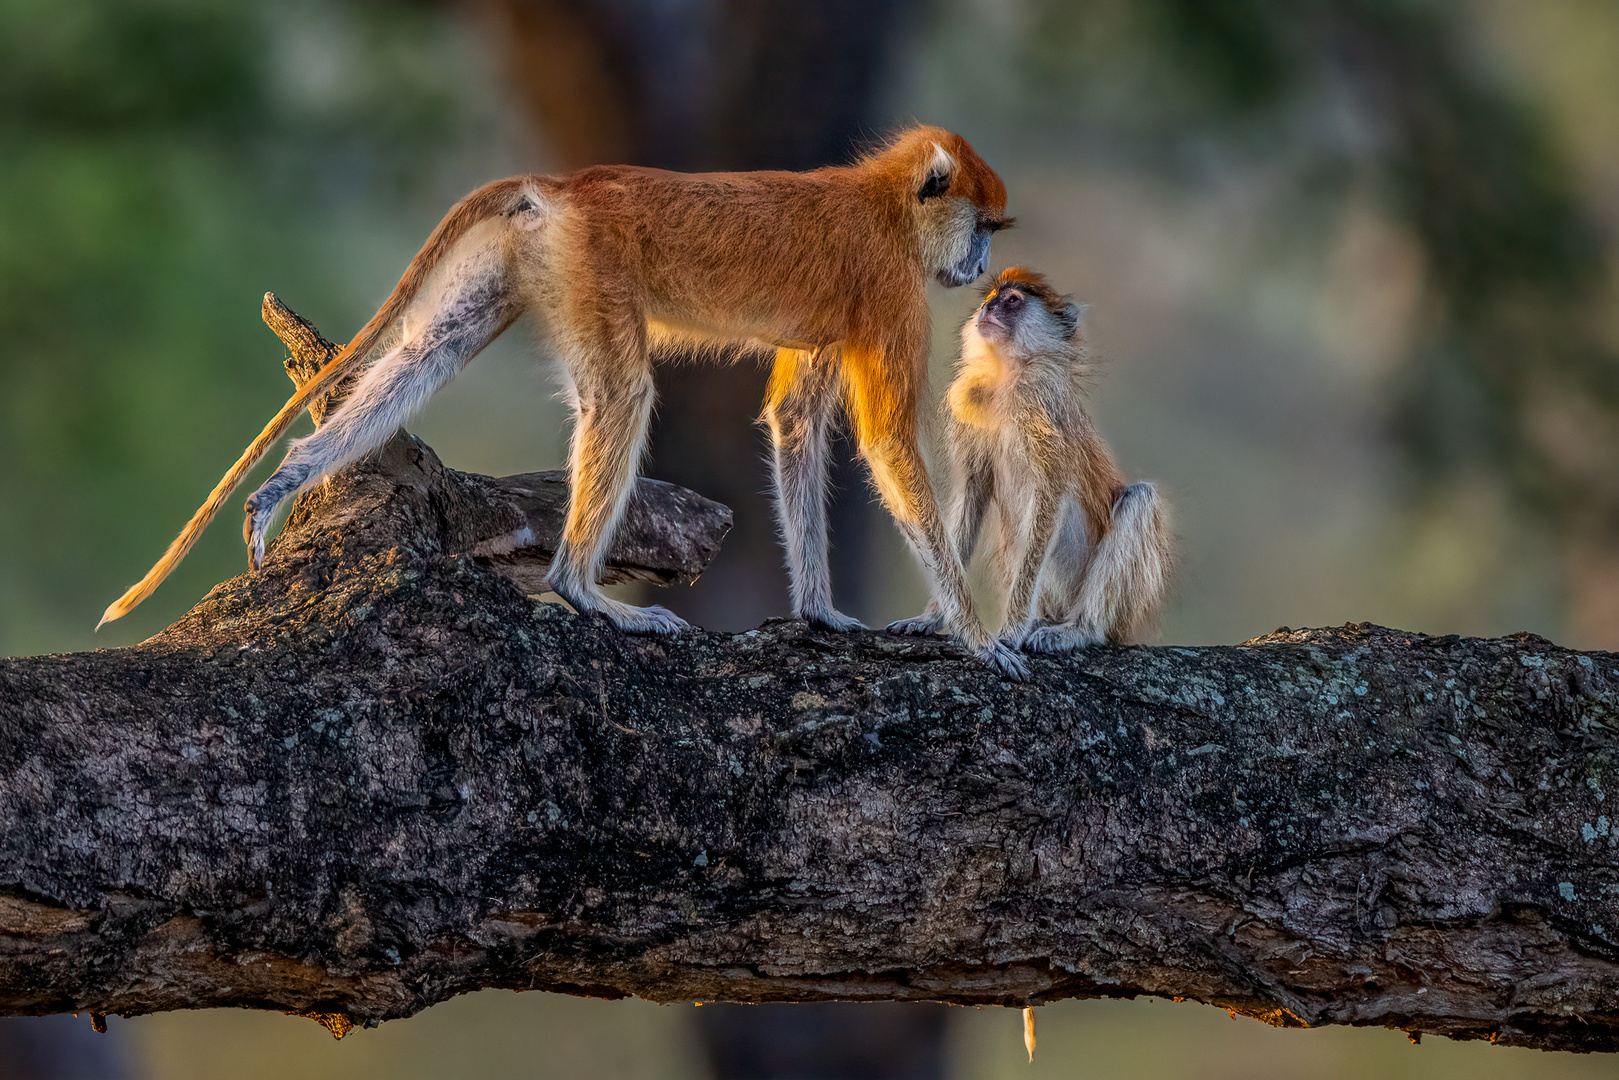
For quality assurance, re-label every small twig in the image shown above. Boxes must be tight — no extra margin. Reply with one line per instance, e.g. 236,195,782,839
262,292,355,426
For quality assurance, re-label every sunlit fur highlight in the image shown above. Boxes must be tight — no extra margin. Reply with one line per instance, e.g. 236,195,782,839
890,267,1171,650
102,127,1023,674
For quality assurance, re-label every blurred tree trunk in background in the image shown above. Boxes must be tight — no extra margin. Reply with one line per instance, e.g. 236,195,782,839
0,1016,130,1080
482,2,943,1076
489,0,914,634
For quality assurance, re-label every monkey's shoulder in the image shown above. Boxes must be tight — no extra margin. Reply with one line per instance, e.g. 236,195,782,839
945,373,1005,430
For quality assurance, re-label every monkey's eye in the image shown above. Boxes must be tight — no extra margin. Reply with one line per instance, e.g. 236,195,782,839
1002,292,1024,310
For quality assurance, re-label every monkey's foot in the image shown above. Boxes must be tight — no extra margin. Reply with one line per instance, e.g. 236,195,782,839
244,466,309,572
801,607,867,633
886,607,946,636
974,638,1030,681
547,574,690,636
242,494,277,572
601,601,688,635
1021,623,1104,654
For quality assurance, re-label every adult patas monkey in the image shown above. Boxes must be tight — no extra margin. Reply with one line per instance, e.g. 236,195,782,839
890,268,1171,650
100,126,1027,677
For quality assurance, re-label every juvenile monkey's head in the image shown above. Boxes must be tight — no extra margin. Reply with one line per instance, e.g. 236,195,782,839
969,267,1085,359
876,127,1012,286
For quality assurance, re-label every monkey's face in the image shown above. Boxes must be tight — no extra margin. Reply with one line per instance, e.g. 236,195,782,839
936,216,1001,287
972,271,1083,359
915,136,1011,287
974,285,1034,347
921,193,1007,288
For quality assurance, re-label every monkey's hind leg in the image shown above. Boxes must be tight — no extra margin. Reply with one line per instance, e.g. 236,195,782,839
1023,483,1169,653
544,357,686,635
764,347,865,632
243,271,516,569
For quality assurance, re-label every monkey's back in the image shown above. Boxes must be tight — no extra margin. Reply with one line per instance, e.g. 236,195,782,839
548,164,922,348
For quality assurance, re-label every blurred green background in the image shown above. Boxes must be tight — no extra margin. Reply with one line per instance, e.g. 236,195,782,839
4,0,1619,1077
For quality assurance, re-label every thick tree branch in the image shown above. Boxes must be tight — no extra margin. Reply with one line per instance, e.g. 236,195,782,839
4,308,1619,1052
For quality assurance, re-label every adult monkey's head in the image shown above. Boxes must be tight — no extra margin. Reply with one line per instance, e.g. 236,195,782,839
904,127,1013,287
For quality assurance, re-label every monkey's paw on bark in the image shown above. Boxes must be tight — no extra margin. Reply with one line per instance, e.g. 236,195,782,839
886,609,1028,678
996,632,1028,652
885,607,946,636
592,599,691,635
996,618,1047,651
1021,622,1105,654
802,608,868,632
976,638,1030,681
242,504,272,572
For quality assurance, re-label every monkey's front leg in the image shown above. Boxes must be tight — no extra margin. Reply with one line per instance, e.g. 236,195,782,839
887,456,991,637
997,473,1062,649
764,348,865,632
867,439,1026,680
844,341,1023,678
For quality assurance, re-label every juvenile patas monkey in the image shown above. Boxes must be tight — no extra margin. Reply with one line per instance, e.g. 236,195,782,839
889,268,1170,651
100,127,1028,676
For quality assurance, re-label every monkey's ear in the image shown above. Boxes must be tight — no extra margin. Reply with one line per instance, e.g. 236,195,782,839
918,144,955,202
1056,301,1087,340
513,185,547,231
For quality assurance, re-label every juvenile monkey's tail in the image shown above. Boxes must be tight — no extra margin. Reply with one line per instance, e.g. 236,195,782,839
98,177,529,629
1081,482,1171,643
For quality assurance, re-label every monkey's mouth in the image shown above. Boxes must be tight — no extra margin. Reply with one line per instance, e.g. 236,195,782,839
938,235,994,288
976,308,1009,336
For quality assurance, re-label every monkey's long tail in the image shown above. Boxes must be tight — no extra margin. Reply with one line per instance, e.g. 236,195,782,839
1076,482,1171,643
98,177,528,629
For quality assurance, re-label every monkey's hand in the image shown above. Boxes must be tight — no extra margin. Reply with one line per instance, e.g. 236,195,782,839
885,604,946,636
1021,622,1105,654
974,637,1030,681
997,617,1045,651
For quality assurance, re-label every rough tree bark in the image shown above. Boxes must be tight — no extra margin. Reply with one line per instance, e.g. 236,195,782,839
4,308,1619,1054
